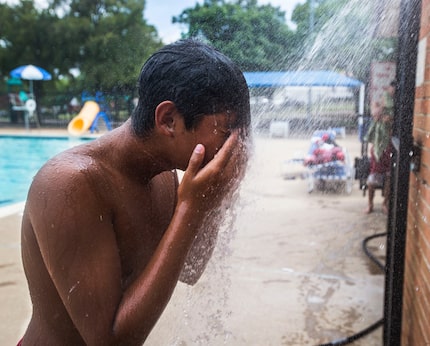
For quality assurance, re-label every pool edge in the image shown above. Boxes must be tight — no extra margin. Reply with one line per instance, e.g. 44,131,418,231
0,202,25,218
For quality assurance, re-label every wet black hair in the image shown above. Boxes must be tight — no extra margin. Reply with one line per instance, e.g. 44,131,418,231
131,39,250,137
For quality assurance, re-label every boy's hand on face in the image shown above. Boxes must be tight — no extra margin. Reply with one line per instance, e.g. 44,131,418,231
178,131,247,215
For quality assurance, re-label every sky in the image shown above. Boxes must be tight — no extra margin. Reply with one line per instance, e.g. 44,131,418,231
145,0,306,43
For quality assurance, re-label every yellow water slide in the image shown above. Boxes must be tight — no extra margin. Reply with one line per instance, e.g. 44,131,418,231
67,100,100,136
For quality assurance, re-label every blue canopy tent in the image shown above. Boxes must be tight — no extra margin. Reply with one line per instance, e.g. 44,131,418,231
243,70,365,116
243,70,362,88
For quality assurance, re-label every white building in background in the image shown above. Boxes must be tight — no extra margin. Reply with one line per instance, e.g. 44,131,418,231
271,86,354,106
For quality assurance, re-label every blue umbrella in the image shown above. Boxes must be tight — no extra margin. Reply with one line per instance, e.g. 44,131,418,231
10,64,52,95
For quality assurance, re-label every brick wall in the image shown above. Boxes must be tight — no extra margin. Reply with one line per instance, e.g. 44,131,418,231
402,0,430,343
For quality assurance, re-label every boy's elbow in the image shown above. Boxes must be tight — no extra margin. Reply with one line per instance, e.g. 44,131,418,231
178,261,207,286
179,274,200,286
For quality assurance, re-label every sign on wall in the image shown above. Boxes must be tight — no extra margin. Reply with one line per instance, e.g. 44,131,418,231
369,61,396,105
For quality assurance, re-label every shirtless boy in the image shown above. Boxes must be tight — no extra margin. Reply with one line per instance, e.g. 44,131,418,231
19,39,250,345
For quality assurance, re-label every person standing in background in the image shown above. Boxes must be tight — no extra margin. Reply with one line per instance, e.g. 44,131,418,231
364,80,395,214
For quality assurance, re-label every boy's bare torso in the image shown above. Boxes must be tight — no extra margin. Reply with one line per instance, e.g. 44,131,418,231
21,135,178,345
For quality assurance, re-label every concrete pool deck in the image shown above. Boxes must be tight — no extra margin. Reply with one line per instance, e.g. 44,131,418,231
0,126,103,138
0,129,387,345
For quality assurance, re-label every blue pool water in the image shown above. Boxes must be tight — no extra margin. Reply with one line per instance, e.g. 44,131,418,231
0,136,93,206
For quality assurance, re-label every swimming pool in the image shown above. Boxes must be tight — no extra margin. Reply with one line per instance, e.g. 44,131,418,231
0,135,93,206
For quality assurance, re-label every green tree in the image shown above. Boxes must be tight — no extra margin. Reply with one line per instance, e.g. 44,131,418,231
292,0,347,38
291,0,351,70
0,1,54,76
0,1,61,100
50,0,162,91
290,0,397,82
173,0,297,71
1,0,163,94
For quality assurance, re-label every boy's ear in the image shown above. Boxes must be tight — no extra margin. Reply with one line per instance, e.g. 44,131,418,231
154,101,179,137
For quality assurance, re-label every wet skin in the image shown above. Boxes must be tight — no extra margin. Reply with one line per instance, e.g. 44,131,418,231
20,106,247,345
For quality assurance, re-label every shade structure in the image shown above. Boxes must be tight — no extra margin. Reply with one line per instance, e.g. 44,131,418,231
10,64,52,96
243,70,362,88
10,64,52,81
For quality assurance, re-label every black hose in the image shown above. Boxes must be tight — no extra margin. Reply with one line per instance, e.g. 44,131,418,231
362,232,387,272
316,232,387,346
317,319,384,346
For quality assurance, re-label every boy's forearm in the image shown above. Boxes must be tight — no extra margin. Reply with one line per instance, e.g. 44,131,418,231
179,187,241,285
179,209,221,285
113,201,205,343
